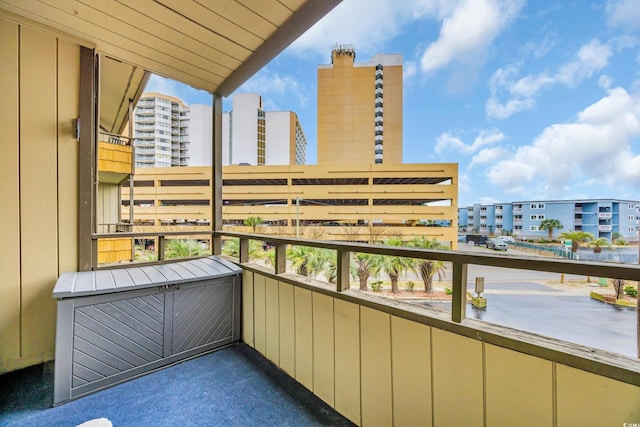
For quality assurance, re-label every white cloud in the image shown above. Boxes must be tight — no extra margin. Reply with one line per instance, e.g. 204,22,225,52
479,196,499,205
485,97,535,119
599,75,613,89
236,69,310,110
435,129,506,155
291,0,425,58
486,39,613,119
486,87,640,196
404,61,417,80
145,75,211,105
292,0,523,88
458,173,472,192
470,146,509,168
420,0,524,74
607,0,640,31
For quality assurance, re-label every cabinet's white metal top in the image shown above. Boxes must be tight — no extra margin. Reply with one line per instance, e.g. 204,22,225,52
53,256,241,299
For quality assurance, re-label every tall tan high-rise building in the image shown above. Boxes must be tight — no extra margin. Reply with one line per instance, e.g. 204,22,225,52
317,45,403,165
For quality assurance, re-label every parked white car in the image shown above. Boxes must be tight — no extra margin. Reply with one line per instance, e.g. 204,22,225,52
486,238,509,251
495,236,516,244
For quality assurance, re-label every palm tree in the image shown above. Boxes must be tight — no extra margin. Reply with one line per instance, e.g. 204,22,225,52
287,245,310,276
589,237,612,253
221,239,264,260
305,247,329,280
410,236,447,293
262,246,276,267
321,249,338,284
243,216,263,233
539,219,563,240
165,239,209,259
287,246,329,280
377,236,413,293
351,252,382,291
558,230,594,253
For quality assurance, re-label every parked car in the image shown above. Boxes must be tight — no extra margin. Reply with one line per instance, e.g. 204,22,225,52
465,234,488,246
486,238,509,251
495,235,516,244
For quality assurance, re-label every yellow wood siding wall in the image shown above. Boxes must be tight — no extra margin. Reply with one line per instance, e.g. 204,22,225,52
242,271,640,426
98,141,132,176
97,238,132,265
97,183,120,233
0,17,79,374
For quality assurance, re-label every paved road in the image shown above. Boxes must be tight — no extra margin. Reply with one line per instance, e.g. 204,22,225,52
374,243,638,357
418,280,637,358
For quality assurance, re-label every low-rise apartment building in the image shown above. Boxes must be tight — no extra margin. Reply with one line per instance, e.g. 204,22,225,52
459,199,639,241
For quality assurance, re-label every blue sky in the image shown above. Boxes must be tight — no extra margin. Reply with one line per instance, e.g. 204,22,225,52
146,0,640,206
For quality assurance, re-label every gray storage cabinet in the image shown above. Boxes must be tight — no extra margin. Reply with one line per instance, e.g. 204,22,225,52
52,256,242,405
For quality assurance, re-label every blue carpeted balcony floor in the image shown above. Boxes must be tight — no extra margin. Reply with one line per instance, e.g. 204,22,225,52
0,344,354,427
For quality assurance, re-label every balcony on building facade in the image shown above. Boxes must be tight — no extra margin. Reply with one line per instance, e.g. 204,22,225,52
513,207,522,214
98,132,133,179
599,212,613,219
599,224,613,231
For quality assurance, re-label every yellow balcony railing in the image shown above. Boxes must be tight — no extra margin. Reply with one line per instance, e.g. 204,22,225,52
98,132,133,182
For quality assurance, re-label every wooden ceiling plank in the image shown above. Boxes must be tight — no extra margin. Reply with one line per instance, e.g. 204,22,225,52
102,42,217,92
80,0,242,74
119,0,252,63
195,0,279,40
277,0,306,11
17,0,227,86
157,0,266,49
237,0,293,26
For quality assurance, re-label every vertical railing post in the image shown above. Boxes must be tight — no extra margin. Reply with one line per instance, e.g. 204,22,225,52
91,238,98,270
158,235,165,261
239,238,249,263
452,261,468,323
211,93,223,255
78,47,97,272
336,249,350,292
275,242,287,274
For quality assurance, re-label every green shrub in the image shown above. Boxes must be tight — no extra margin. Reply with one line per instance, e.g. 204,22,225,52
444,288,452,295
371,281,383,292
537,238,549,244
405,281,415,292
624,286,638,298
614,238,628,246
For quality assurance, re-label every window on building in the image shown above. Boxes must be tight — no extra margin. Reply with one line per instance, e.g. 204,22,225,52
531,203,545,209
530,225,539,231
515,225,522,230
530,214,545,220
